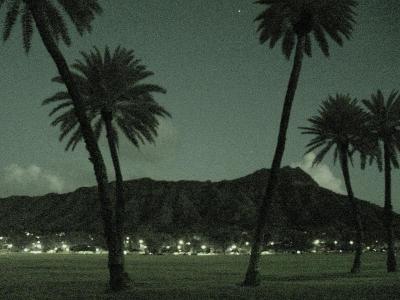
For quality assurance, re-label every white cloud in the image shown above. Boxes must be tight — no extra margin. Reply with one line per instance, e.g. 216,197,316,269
1,164,66,197
290,152,345,195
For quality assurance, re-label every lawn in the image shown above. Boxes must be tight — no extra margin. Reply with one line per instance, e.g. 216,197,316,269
0,253,399,299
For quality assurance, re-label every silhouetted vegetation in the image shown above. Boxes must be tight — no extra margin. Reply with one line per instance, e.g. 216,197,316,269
362,90,400,272
244,0,358,286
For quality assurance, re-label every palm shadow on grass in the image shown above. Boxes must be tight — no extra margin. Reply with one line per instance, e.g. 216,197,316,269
260,271,379,282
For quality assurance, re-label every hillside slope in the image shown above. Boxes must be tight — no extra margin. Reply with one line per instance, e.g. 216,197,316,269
0,167,397,243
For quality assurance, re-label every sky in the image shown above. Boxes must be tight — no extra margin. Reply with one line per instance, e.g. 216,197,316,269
0,0,400,210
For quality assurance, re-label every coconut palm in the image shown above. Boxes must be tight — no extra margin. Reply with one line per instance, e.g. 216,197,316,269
243,0,358,286
43,46,170,271
0,0,126,290
362,90,400,272
300,94,378,273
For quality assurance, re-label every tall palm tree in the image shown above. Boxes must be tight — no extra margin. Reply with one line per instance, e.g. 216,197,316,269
300,94,377,273
1,0,126,290
243,0,357,286
43,46,170,272
363,90,400,272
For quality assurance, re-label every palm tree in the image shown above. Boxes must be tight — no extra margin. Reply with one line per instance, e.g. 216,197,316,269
1,0,126,290
43,46,170,273
243,0,357,286
300,94,377,273
362,90,400,272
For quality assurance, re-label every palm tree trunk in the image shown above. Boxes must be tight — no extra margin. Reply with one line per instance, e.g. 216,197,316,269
102,111,129,281
29,4,126,291
338,146,363,273
384,142,397,272
242,35,305,287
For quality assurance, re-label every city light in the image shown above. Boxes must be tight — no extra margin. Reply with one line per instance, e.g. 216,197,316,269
349,240,354,245
139,239,144,244
334,241,338,245
313,239,320,246
201,245,206,250
178,240,184,245
245,242,249,246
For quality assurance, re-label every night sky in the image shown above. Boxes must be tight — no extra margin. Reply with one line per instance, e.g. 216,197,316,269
0,1,399,210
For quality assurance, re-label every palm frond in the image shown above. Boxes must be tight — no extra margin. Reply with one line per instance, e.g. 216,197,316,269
3,0,21,42
254,0,357,57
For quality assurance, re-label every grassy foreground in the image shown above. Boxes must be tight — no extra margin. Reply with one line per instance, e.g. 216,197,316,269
0,253,399,299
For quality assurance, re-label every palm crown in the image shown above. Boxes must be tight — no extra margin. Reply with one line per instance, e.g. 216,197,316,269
362,90,400,168
43,46,170,151
255,0,357,58
1,0,102,52
300,94,377,167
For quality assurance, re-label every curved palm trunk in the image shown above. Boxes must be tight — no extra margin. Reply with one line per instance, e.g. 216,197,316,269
384,142,397,272
242,35,305,286
29,4,126,291
338,146,363,273
102,112,129,281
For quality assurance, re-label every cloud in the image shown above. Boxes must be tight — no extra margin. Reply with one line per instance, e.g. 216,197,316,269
1,164,66,197
118,118,179,163
290,152,345,195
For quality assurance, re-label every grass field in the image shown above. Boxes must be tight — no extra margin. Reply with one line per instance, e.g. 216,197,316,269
0,253,399,299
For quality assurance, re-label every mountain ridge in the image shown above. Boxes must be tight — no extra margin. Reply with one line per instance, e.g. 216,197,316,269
0,166,397,244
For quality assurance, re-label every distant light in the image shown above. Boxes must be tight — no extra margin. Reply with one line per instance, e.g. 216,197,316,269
366,246,371,250
0,236,3,240
349,240,354,245
245,242,249,246
334,241,338,245
166,246,170,249
23,248,29,252
126,237,130,240
231,245,237,250
123,250,128,255
296,250,301,254
238,9,241,13
186,242,191,245
177,245,182,250
313,239,320,246
270,242,275,246
178,240,184,245
139,239,144,244
7,244,13,249
201,245,206,250
37,244,42,249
